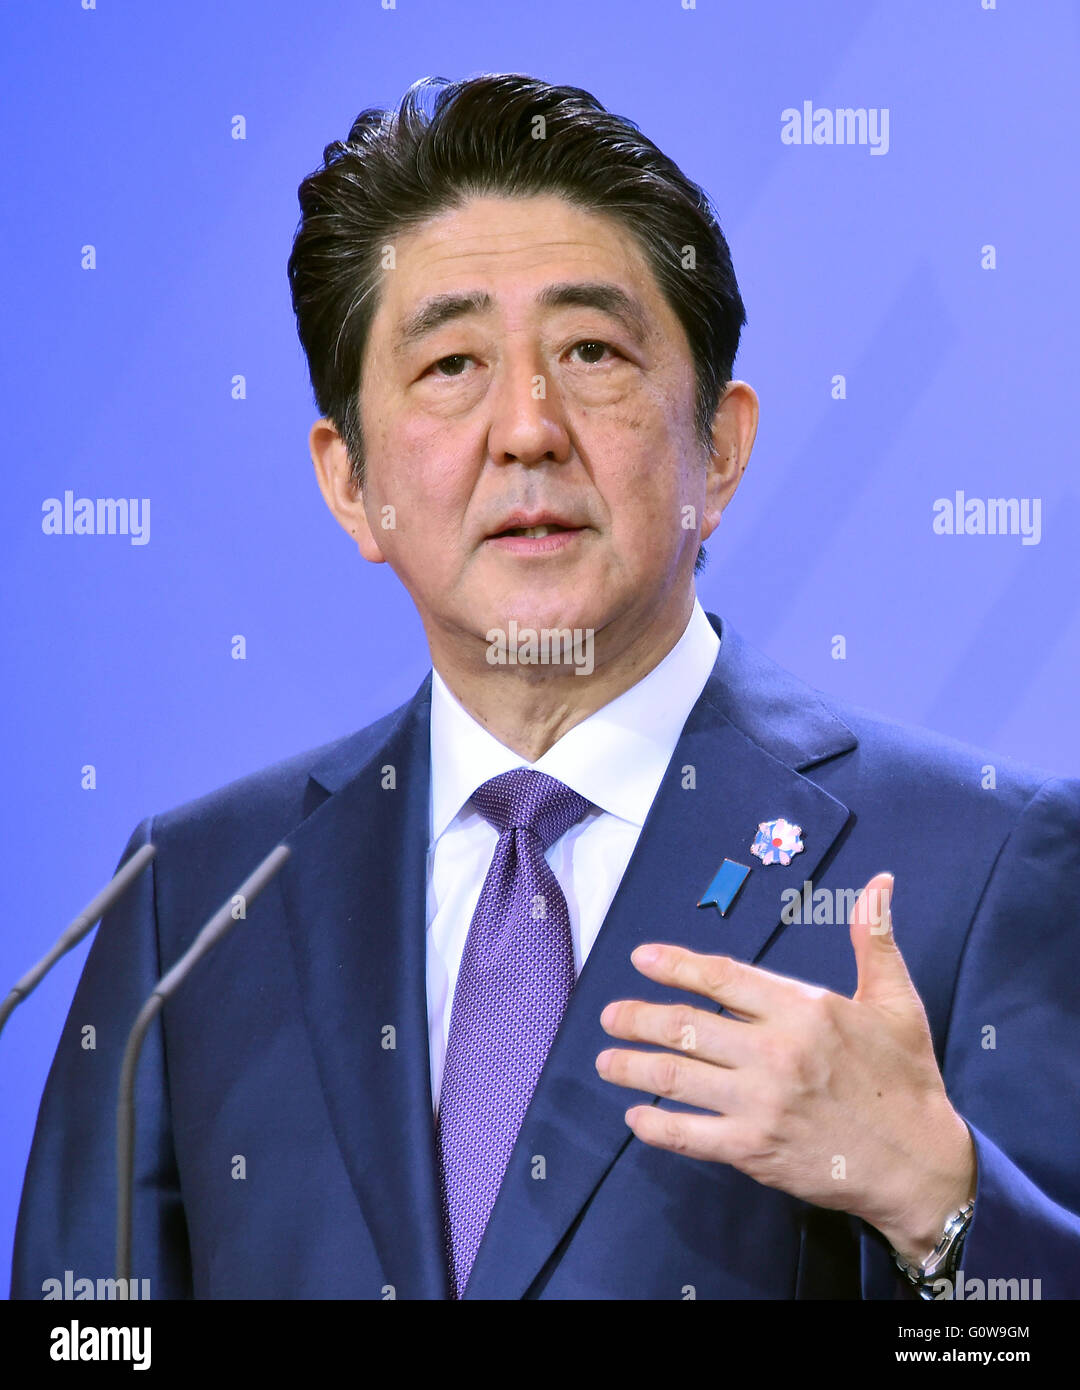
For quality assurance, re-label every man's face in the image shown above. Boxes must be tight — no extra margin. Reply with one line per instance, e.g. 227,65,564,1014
314,193,749,666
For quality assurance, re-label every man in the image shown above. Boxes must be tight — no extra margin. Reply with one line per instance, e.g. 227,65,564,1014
12,73,1080,1300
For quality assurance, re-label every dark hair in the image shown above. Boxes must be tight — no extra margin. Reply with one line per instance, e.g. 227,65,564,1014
288,73,747,574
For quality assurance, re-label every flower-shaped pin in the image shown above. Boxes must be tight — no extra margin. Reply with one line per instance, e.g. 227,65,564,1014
750,817,804,867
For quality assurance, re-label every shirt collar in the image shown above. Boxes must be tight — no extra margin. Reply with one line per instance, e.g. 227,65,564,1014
429,598,720,843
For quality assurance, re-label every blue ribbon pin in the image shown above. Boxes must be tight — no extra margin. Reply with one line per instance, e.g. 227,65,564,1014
697,859,752,916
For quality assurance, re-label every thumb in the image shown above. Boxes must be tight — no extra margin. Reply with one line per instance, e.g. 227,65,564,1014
850,872,918,1009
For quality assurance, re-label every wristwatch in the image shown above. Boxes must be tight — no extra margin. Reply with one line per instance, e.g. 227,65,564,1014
892,1200,975,1300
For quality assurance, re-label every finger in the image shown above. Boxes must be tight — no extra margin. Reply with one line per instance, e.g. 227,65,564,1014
848,872,920,1010
599,998,755,1067
622,1104,752,1166
630,943,826,1020
596,1044,747,1115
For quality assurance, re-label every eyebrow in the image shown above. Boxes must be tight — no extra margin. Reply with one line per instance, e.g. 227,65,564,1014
392,281,651,355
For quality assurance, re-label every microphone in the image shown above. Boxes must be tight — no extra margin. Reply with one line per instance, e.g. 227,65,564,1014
0,842,157,1039
115,842,291,1284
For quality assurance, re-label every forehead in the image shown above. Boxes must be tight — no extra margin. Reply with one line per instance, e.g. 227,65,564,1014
372,192,673,333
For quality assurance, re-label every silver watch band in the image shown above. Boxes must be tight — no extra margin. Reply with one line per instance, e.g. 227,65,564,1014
892,1200,975,1299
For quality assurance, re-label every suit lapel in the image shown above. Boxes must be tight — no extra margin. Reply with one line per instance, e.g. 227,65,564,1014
271,614,857,1301
463,615,857,1298
275,677,450,1299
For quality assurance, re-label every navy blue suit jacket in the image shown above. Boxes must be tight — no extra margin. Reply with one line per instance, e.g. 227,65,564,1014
11,614,1080,1298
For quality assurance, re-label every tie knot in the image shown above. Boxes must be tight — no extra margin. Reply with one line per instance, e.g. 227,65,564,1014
470,768,591,851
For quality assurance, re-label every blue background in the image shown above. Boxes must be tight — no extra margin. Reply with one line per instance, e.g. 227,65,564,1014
2,0,1077,1295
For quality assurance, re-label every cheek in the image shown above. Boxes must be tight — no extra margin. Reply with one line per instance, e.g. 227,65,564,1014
587,409,694,521
590,373,694,471
368,412,473,520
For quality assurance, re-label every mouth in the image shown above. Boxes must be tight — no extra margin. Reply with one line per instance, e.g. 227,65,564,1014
486,510,585,541
494,523,574,539
485,517,587,554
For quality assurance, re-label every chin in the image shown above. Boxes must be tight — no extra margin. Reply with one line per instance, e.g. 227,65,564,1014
496,592,597,630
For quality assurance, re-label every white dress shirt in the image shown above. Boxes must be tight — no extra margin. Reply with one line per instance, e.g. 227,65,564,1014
425,599,720,1110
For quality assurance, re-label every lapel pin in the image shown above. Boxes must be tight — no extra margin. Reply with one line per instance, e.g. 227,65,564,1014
697,859,752,916
751,817,804,867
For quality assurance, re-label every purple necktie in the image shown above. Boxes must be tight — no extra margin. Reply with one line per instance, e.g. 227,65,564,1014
435,767,592,1298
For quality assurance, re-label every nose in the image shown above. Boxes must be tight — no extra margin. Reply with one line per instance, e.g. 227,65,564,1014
486,350,572,467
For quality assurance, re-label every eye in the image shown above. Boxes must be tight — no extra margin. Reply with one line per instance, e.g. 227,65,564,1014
427,353,474,378
569,340,616,365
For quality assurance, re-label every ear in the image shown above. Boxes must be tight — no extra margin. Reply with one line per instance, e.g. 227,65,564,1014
308,419,386,564
700,381,758,543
